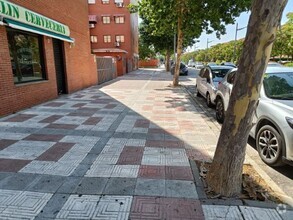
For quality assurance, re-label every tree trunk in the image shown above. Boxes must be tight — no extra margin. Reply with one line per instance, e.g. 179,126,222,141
207,0,287,197
165,50,171,72
173,2,184,86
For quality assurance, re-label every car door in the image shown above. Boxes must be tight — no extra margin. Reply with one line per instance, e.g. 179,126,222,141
200,68,210,97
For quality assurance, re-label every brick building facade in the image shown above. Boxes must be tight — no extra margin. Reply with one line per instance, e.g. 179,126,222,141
88,0,139,76
0,0,97,116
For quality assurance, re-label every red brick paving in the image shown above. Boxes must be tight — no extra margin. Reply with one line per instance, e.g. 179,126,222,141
39,115,62,123
0,139,17,150
83,117,102,125
134,119,150,128
186,149,211,162
36,142,75,161
4,114,37,122
43,102,66,107
148,128,165,134
117,146,144,165
45,124,78,130
104,104,117,109
165,166,194,181
72,103,87,108
138,165,165,179
24,134,64,142
130,197,204,220
0,159,31,172
145,140,184,148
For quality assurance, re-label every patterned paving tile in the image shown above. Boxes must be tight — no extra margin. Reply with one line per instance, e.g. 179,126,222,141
54,116,88,125
83,117,102,125
56,195,132,220
126,139,146,147
0,190,52,220
111,165,140,178
130,196,204,220
92,196,132,219
0,141,55,160
239,206,282,220
202,205,243,220
0,159,31,172
142,148,189,166
0,132,30,140
56,195,101,219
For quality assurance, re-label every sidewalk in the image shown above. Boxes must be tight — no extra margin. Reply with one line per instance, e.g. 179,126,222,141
0,69,291,219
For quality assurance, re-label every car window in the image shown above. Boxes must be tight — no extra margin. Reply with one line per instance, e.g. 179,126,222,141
227,71,236,84
263,72,293,100
199,68,205,77
211,68,231,82
203,69,210,78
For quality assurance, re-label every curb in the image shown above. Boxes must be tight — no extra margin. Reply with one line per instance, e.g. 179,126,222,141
182,85,293,208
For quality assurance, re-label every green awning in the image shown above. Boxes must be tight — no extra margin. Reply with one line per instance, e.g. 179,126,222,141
3,18,74,43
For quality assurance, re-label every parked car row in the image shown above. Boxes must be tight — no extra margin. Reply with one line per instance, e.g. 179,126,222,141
196,65,293,167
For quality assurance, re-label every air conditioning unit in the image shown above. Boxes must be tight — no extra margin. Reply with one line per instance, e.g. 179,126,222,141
89,23,95,28
116,2,123,7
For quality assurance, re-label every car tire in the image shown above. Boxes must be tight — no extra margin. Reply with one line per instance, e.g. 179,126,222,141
206,93,213,107
215,98,225,123
256,125,284,167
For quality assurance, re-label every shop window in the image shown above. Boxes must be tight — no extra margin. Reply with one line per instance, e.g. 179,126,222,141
114,16,125,24
90,35,98,43
102,16,111,24
114,0,124,7
104,35,111,43
115,35,125,43
101,0,109,4
7,28,46,84
88,0,96,4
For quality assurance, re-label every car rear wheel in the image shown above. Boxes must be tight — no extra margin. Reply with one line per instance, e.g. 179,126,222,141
216,98,225,123
206,93,213,107
256,125,284,167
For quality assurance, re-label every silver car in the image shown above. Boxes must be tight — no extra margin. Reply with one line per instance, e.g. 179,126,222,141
196,66,233,107
214,67,293,166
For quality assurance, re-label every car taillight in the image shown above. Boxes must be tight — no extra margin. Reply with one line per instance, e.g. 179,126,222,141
285,117,293,129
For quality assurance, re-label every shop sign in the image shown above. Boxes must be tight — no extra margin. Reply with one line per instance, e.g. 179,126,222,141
0,0,70,36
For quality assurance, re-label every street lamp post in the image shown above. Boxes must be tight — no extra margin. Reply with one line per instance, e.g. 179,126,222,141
206,38,213,62
233,23,247,62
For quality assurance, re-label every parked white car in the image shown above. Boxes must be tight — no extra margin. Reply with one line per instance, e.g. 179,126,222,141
214,67,293,166
196,66,233,107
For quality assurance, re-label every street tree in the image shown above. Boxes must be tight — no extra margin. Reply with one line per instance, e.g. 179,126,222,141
137,0,251,86
207,0,288,196
139,21,174,71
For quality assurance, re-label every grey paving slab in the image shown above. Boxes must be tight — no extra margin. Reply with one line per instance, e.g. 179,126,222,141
70,163,91,177
26,175,66,193
34,193,70,219
279,210,293,220
81,153,99,165
57,176,83,194
135,178,165,197
103,178,137,195
74,177,108,195
239,206,282,220
202,205,244,220
165,179,198,199
0,173,40,191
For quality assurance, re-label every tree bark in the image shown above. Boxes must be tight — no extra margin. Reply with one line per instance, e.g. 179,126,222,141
165,50,171,72
173,1,184,86
207,0,288,197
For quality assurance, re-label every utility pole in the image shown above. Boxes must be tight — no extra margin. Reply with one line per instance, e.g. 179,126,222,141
233,23,247,62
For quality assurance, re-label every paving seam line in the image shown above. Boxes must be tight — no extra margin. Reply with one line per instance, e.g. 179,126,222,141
182,85,293,208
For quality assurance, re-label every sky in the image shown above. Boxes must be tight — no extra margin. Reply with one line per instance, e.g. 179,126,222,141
187,0,293,51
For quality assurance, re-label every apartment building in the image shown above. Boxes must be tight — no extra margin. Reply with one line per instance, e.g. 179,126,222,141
0,0,97,116
88,0,139,76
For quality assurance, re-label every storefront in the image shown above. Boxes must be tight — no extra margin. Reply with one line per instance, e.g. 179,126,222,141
0,0,97,116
